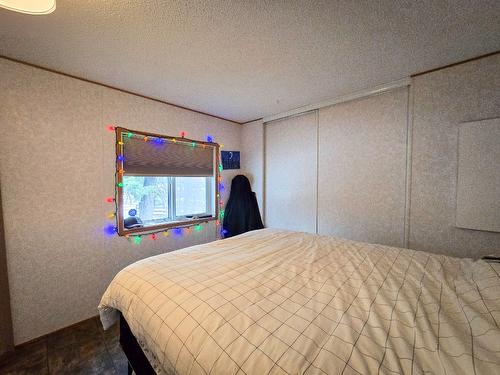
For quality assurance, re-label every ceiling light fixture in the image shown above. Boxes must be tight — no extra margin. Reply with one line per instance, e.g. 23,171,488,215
0,0,55,15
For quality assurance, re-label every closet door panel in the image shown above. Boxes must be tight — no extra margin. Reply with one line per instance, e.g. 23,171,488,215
318,88,408,247
265,112,317,233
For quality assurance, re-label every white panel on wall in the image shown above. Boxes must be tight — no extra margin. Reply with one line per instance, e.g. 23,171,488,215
265,112,317,233
456,118,500,233
317,88,408,247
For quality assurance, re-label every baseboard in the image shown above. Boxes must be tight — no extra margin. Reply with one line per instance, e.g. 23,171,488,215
5,314,100,355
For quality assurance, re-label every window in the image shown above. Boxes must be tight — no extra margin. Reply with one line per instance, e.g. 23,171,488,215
115,128,220,235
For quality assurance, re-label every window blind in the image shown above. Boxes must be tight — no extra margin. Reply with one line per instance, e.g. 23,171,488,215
123,136,215,176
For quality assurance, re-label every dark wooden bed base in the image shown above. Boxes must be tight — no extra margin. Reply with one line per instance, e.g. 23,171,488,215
119,313,156,375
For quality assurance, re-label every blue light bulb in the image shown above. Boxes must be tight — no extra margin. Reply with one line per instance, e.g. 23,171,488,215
104,224,117,236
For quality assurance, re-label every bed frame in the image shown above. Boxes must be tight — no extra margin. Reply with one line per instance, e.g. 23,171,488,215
119,313,156,375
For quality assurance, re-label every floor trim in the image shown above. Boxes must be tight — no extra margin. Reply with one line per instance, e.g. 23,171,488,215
2,314,100,359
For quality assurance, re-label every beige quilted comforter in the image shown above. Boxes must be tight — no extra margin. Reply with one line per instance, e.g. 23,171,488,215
99,228,500,374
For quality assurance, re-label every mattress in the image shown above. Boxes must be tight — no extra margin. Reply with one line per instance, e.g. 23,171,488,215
98,228,500,374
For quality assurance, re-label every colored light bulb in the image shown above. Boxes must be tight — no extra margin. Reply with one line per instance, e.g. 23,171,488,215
107,212,115,219
162,231,169,237
206,135,213,142
127,132,133,138
180,131,186,138
173,228,182,235
117,182,124,187
191,142,196,147
133,235,142,244
118,141,124,145
117,155,124,161
151,233,157,240
106,197,114,203
104,224,117,236
194,224,203,232
107,125,115,132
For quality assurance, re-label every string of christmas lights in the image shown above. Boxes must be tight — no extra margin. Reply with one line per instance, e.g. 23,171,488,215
103,125,225,244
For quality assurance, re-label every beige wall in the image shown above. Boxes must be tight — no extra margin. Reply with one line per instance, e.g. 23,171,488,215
240,120,264,217
0,58,242,344
409,54,500,258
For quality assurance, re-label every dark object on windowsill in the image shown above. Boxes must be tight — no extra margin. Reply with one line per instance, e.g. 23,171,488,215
124,216,144,229
185,214,213,219
222,175,264,238
482,256,500,263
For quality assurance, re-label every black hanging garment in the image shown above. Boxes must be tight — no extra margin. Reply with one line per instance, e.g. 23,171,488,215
222,175,264,238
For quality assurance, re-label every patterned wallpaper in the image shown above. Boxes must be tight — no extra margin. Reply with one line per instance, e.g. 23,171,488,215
0,58,242,344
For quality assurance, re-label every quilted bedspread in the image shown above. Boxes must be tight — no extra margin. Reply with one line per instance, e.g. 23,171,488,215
99,228,500,374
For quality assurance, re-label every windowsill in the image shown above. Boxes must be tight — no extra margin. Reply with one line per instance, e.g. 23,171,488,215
117,216,217,236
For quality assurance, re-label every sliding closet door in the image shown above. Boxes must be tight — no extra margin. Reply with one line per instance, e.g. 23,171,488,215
265,112,317,233
318,88,408,247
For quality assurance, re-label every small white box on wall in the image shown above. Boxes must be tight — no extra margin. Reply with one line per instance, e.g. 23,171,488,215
456,118,500,233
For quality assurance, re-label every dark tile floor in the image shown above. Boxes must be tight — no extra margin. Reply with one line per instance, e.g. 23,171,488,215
0,317,129,374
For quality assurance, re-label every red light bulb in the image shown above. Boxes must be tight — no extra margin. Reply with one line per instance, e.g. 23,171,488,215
107,125,115,132
106,197,114,203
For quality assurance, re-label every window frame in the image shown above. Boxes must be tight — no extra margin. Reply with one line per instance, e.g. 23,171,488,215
115,127,220,236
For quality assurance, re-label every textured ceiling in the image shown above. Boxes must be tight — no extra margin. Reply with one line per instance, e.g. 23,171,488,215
0,1,499,123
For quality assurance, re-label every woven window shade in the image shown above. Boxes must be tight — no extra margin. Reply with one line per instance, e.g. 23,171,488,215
123,137,215,176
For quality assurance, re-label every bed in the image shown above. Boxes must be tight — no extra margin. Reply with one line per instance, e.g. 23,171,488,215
98,228,500,374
